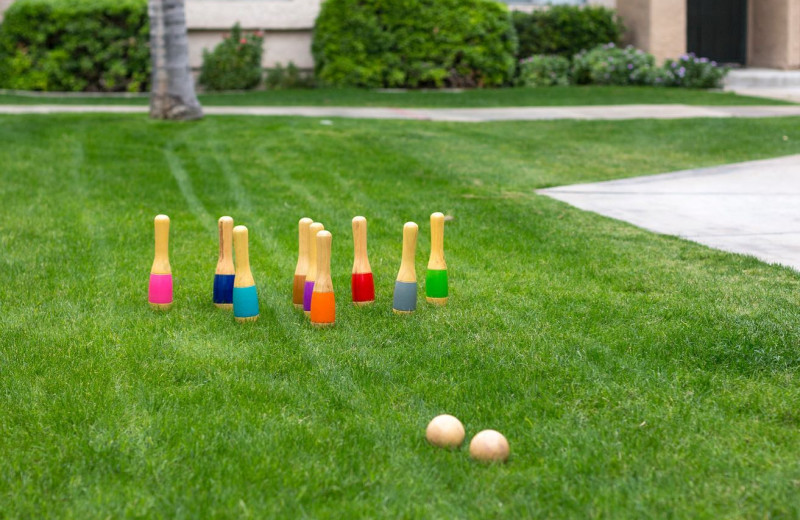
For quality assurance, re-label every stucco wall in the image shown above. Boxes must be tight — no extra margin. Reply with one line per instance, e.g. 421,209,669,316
0,0,16,22
617,0,685,63
617,0,651,50
648,0,685,61
748,0,800,69
793,0,800,68
185,0,320,68
186,0,320,30
188,30,314,69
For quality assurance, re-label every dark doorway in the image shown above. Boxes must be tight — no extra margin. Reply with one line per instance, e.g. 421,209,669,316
687,0,747,64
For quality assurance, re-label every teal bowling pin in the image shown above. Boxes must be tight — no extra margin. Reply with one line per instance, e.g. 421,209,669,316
233,225,259,322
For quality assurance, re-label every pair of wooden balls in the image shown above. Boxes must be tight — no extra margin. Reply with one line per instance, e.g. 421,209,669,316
425,414,509,463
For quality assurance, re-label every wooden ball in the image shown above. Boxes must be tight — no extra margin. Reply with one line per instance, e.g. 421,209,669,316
469,430,509,462
426,414,465,448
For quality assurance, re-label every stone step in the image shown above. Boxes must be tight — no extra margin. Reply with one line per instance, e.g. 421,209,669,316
724,87,800,103
725,68,800,88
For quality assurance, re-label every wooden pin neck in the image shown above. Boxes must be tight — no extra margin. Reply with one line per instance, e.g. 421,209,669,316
397,222,418,283
298,218,313,255
151,214,171,274
233,225,250,269
428,212,446,269
217,216,234,273
295,217,313,275
315,230,333,293
306,222,324,281
234,225,255,287
352,216,371,274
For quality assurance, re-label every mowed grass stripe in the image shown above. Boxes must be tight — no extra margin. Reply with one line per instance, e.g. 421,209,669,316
0,114,799,517
159,119,411,476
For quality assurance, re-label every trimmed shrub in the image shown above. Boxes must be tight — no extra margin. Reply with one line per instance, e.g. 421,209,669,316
512,6,624,61
265,62,314,90
658,53,728,88
572,43,655,86
0,0,149,92
517,55,570,87
312,0,518,88
199,24,264,91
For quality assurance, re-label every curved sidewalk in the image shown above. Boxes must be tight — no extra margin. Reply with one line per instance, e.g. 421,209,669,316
539,154,800,270
1,104,800,121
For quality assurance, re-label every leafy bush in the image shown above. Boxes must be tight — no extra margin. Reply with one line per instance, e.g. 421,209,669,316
517,55,571,87
199,24,264,91
572,43,654,86
312,0,518,88
265,62,314,89
512,6,624,61
569,45,727,89
0,0,149,92
658,53,728,88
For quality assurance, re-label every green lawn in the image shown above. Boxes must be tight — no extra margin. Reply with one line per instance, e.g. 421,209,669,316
0,86,791,107
1,114,800,518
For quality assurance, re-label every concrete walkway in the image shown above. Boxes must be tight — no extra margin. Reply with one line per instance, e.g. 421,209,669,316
1,103,800,121
538,154,800,270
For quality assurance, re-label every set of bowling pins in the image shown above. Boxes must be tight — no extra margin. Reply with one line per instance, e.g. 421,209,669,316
148,214,260,322
292,213,449,324
147,212,449,327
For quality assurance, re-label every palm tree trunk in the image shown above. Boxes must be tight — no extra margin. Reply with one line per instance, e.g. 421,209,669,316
149,0,203,120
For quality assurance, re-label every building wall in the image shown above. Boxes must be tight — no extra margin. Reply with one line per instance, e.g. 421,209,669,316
186,0,320,69
617,0,651,50
186,0,320,30
617,0,685,63
0,0,15,22
748,0,800,69
793,0,800,68
648,0,686,61
188,30,314,69
616,0,799,69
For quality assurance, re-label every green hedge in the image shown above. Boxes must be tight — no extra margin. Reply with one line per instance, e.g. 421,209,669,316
312,0,518,88
572,43,654,86
199,24,264,91
517,55,571,87
0,0,149,92
512,5,624,61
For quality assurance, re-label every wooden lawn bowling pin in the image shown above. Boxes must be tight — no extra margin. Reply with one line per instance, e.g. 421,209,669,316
351,216,375,305
303,222,325,316
310,231,335,327
148,214,173,310
233,225,259,322
426,212,448,305
393,222,418,314
213,216,235,309
293,217,313,309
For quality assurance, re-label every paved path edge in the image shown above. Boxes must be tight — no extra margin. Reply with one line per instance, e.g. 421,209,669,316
1,104,800,121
